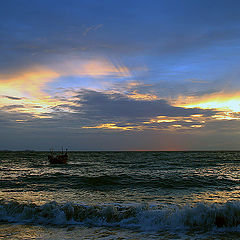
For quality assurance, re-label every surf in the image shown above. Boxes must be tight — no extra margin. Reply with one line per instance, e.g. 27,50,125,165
1,200,240,232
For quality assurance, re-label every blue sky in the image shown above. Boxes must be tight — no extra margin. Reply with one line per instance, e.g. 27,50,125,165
1,0,240,150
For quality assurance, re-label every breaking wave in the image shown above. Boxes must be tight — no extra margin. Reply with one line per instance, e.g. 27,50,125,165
1,200,240,231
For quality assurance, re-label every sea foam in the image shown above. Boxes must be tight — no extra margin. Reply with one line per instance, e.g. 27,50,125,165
1,200,240,232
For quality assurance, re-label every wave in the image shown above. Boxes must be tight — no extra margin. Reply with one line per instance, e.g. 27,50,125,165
1,200,240,231
1,173,239,190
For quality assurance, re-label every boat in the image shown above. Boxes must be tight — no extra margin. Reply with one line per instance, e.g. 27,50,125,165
48,149,68,164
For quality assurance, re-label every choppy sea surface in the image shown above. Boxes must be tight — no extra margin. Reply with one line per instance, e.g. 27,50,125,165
1,151,240,239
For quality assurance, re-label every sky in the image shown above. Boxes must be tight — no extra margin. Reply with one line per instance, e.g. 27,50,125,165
1,0,240,150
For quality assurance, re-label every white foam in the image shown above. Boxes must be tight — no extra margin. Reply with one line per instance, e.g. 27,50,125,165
1,200,240,233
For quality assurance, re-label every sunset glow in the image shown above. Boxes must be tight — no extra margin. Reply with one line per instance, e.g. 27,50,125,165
179,92,240,113
1,0,240,150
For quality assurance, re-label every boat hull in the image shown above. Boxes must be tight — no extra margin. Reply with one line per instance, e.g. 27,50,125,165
48,154,68,164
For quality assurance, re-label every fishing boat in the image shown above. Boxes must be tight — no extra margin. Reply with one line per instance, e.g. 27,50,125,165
48,149,68,164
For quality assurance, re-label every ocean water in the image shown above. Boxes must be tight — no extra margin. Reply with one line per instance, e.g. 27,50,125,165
1,151,240,239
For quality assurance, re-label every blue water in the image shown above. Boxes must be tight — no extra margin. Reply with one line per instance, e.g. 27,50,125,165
1,151,240,239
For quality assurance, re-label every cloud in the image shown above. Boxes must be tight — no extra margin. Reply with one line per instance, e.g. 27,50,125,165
3,96,23,100
75,90,215,118
2,0,240,149
82,24,103,36
0,88,239,150
0,67,59,98
1,105,25,110
1,0,240,75
0,88,217,131
58,89,217,132
0,67,66,116
0,57,132,117
54,58,131,78
176,90,240,113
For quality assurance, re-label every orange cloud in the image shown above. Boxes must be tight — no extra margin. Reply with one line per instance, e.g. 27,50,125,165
127,91,159,101
176,91,240,113
174,91,240,122
0,58,132,117
81,60,130,77
0,58,131,100
0,67,69,116
0,67,59,98
143,115,206,131
82,123,135,131
0,57,151,121
57,59,131,78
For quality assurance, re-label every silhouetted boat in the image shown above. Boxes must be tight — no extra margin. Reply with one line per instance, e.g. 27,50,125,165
48,149,68,164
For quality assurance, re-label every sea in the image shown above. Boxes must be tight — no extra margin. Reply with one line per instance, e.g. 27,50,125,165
1,151,240,239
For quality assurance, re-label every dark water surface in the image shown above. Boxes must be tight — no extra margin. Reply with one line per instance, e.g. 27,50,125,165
1,151,240,239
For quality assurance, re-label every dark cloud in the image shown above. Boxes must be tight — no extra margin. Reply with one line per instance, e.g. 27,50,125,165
48,90,217,132
0,89,239,150
3,96,23,100
1,105,25,110
0,89,217,131
74,90,216,120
